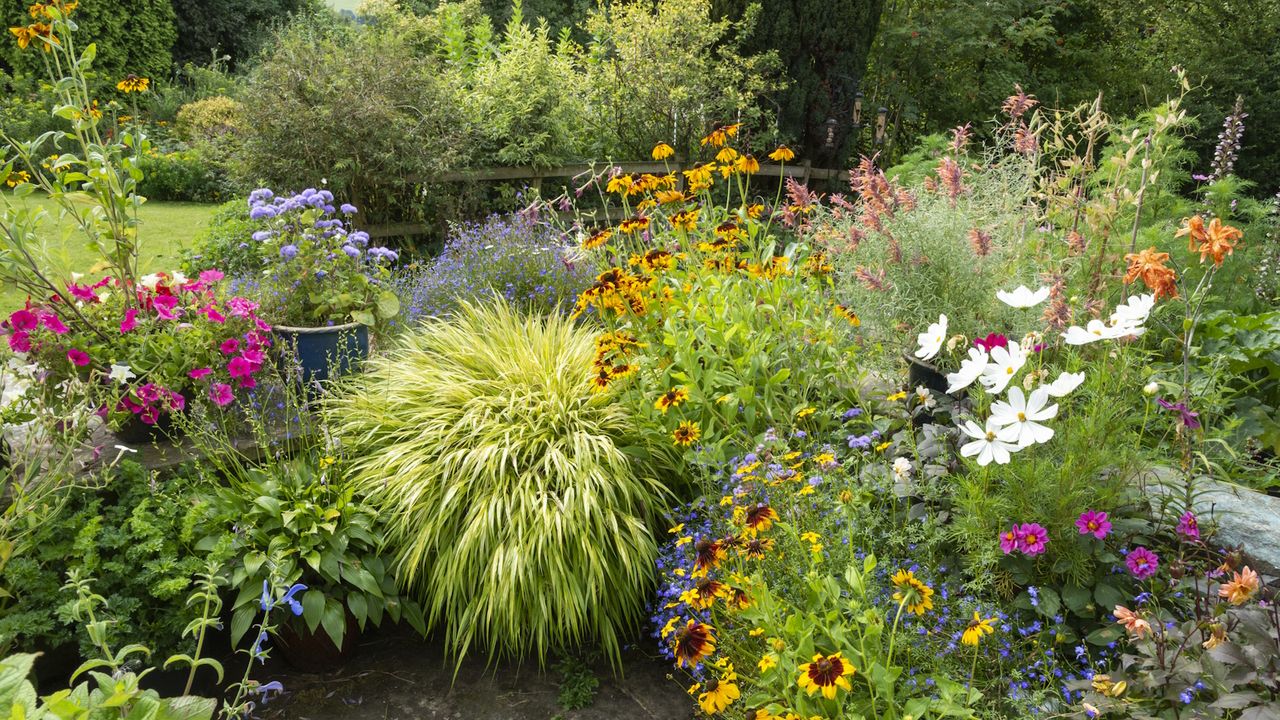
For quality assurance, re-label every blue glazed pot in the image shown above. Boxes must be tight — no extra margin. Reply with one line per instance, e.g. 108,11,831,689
272,321,370,385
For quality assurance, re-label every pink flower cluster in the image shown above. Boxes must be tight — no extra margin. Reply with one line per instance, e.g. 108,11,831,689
3,269,273,425
999,522,1049,556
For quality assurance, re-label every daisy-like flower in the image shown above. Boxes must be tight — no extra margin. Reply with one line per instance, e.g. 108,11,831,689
671,620,716,668
743,504,778,535
959,418,1017,466
651,142,675,161
946,347,989,394
796,652,855,700
989,387,1057,447
914,385,937,409
1017,523,1049,555
1176,510,1200,540
1042,371,1085,398
654,387,689,413
979,341,1027,394
1218,566,1261,605
672,420,701,446
890,569,935,616
961,611,996,645
1113,605,1152,639
996,285,1050,308
768,145,796,162
694,538,725,572
998,525,1022,554
582,228,612,249
1109,293,1155,330
1075,509,1111,539
697,667,740,715
1125,546,1159,579
1063,319,1111,345
914,314,948,360
115,74,150,93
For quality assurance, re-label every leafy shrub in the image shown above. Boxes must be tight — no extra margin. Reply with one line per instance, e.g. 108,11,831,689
235,13,471,226
326,300,675,665
0,461,229,659
197,456,426,650
391,213,597,325
137,148,232,203
174,96,243,143
180,200,260,277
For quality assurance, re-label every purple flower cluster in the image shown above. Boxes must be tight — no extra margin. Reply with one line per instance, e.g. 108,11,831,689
391,214,596,325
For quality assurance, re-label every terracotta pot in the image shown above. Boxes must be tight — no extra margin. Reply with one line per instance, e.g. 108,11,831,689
273,613,360,673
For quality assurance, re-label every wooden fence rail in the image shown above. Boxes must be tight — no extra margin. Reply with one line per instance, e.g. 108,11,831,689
365,159,848,240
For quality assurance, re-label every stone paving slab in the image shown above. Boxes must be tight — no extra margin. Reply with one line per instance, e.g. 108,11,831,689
260,625,693,720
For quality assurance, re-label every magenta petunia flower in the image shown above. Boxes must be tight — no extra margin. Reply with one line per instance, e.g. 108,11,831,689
66,348,90,366
165,390,186,412
999,525,1023,554
220,338,240,355
120,308,139,334
1017,523,1049,555
188,367,213,380
1176,511,1200,540
1126,546,1160,579
202,306,226,324
974,333,1010,352
228,356,252,379
152,294,179,320
7,331,31,353
66,283,97,303
209,382,234,407
41,313,68,335
199,269,225,285
1076,509,1111,539
7,309,36,331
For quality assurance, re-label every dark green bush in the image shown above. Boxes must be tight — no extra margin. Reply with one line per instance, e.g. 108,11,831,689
137,148,233,203
0,462,228,659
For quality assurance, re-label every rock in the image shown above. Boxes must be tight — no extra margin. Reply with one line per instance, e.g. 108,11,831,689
1144,468,1280,577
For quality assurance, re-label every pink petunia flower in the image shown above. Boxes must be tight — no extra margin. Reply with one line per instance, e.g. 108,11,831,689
202,306,226,324
7,331,31,353
139,405,160,425
1176,511,1200,540
120,308,139,333
198,269,225,285
7,309,37,331
1076,510,1111,539
220,338,240,355
227,356,252,379
165,390,186,412
1126,546,1160,580
188,367,213,381
152,294,180,320
41,313,68,335
66,283,97,303
999,525,1022,554
66,348,90,366
209,382,234,407
226,297,259,319
1017,523,1049,555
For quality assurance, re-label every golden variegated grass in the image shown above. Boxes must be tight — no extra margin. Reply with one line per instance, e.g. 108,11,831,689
327,299,673,669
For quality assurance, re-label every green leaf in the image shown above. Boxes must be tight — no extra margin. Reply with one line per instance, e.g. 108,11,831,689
1061,585,1092,615
302,588,326,633
155,695,217,720
321,598,347,648
230,606,256,646
0,653,39,715
346,593,368,630
350,309,375,326
375,291,400,319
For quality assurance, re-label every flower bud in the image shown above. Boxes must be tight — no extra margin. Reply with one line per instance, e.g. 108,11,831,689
1143,381,1159,395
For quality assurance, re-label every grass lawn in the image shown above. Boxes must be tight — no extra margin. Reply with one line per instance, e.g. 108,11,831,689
0,194,219,310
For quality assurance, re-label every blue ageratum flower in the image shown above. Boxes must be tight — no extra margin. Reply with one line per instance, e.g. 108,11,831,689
280,244,299,260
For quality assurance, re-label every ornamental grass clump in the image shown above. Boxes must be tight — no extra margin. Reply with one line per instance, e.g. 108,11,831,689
326,300,675,666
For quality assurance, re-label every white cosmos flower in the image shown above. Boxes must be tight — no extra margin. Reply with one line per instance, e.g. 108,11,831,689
915,386,937,409
1110,293,1155,327
959,418,1018,466
1063,319,1111,345
914,314,948,361
1042,371,1085,397
979,341,1027,394
997,285,1051,308
990,387,1058,447
108,364,136,385
946,347,989,394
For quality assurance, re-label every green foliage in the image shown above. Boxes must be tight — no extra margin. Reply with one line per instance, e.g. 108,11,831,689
197,457,425,650
1,0,176,84
171,0,325,69
554,654,599,711
326,300,675,667
0,462,227,660
581,0,782,159
137,148,232,203
712,0,884,160
234,12,471,226
179,200,257,277
174,96,243,143
0,651,216,720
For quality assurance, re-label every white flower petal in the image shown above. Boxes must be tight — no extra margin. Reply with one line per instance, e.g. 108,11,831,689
1043,371,1085,398
997,285,1051,308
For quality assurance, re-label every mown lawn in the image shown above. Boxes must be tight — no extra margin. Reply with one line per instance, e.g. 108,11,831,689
0,194,218,310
